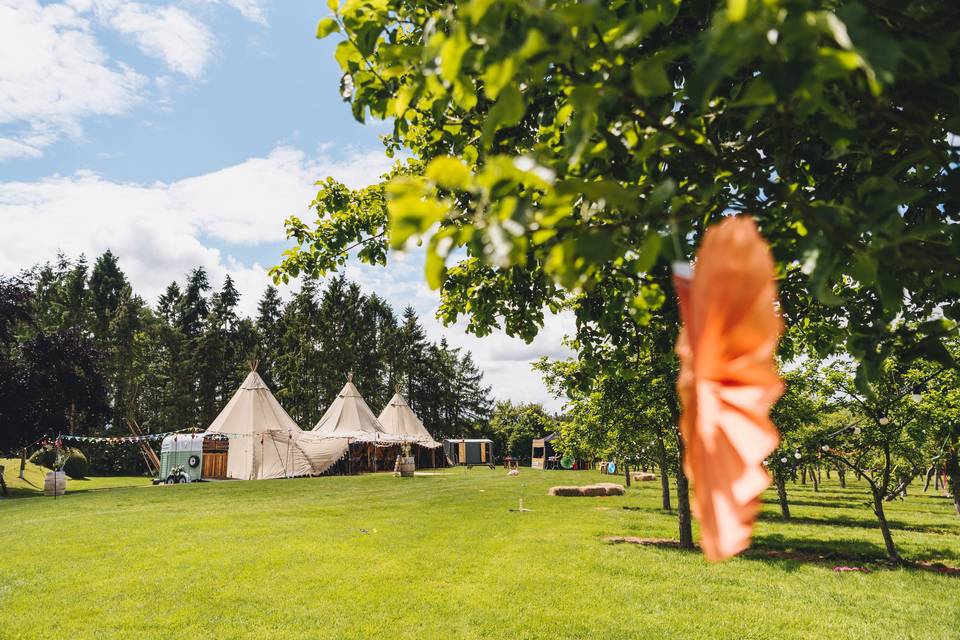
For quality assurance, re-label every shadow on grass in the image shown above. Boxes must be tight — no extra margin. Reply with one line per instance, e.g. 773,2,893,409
603,535,960,577
755,511,960,536
773,498,869,510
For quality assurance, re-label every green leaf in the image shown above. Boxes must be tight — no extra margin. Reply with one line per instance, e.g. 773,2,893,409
876,267,903,315
482,57,516,100
849,253,877,286
631,60,671,97
425,235,447,289
440,31,470,84
386,178,450,249
730,79,776,107
316,17,340,39
426,157,472,191
726,0,748,22
633,232,662,273
481,84,524,147
327,0,340,12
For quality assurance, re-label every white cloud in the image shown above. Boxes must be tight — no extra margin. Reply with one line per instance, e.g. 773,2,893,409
0,137,43,160
0,0,266,158
0,0,145,154
197,0,267,25
98,2,215,79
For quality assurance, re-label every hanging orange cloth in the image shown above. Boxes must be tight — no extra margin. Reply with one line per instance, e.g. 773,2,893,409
673,216,784,561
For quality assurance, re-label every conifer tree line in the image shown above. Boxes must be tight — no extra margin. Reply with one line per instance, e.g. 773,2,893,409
0,251,493,464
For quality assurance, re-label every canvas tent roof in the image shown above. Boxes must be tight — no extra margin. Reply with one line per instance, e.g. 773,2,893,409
312,375,401,443
205,369,348,479
377,391,441,448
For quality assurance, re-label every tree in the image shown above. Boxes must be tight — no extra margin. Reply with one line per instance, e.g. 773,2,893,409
767,362,827,519
537,350,678,510
815,355,938,562
255,285,285,388
284,0,958,384
488,401,554,460
902,338,960,516
89,250,128,342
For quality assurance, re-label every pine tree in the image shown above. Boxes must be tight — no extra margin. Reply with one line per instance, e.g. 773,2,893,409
157,282,182,324
255,285,284,388
89,250,128,341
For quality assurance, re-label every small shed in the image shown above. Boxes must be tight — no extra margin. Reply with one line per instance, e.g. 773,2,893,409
531,432,559,469
443,438,494,469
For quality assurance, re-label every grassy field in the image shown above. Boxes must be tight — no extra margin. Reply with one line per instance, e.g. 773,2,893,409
0,458,151,498
1,466,959,639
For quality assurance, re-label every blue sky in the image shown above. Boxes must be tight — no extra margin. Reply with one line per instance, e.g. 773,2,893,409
0,0,572,410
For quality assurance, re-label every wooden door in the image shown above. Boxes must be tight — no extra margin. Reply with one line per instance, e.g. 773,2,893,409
202,453,227,479
458,441,466,464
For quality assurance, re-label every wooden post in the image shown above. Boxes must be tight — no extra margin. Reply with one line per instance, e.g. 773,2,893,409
19,448,26,479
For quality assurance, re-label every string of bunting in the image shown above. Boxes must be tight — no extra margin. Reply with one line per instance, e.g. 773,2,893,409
57,429,227,444
52,431,423,446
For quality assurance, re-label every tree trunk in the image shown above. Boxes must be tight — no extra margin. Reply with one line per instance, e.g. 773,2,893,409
624,462,631,488
775,471,790,520
675,439,694,549
870,485,901,562
810,466,819,492
923,466,935,492
667,394,693,549
837,466,846,489
801,467,807,485
655,430,672,511
946,450,960,517
826,466,831,479
19,449,26,479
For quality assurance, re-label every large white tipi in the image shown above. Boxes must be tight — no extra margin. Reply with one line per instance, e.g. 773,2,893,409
377,389,441,448
206,366,348,479
312,374,400,443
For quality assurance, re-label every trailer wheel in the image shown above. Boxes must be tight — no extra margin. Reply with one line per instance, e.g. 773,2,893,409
164,476,176,485
188,455,200,468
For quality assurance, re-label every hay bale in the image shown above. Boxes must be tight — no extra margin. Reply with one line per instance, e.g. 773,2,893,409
548,483,625,497
595,482,626,496
581,485,608,497
548,486,585,496
631,471,657,482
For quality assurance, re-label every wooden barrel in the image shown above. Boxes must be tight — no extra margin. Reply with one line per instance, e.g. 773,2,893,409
44,471,66,496
399,456,415,477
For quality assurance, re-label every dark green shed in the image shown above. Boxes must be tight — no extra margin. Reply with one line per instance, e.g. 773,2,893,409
443,438,495,468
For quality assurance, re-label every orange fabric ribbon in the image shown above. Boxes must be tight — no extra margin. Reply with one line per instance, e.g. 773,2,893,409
673,216,784,561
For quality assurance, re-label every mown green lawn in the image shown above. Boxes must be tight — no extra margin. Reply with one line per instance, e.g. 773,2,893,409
0,458,151,498
1,467,958,639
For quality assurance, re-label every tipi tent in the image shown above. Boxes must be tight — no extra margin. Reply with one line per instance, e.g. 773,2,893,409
312,374,400,443
377,390,441,448
206,367,348,479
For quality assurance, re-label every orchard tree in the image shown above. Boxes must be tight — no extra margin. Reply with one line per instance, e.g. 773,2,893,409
536,345,679,510
907,338,960,516
767,362,827,519
815,354,944,563
488,400,555,460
